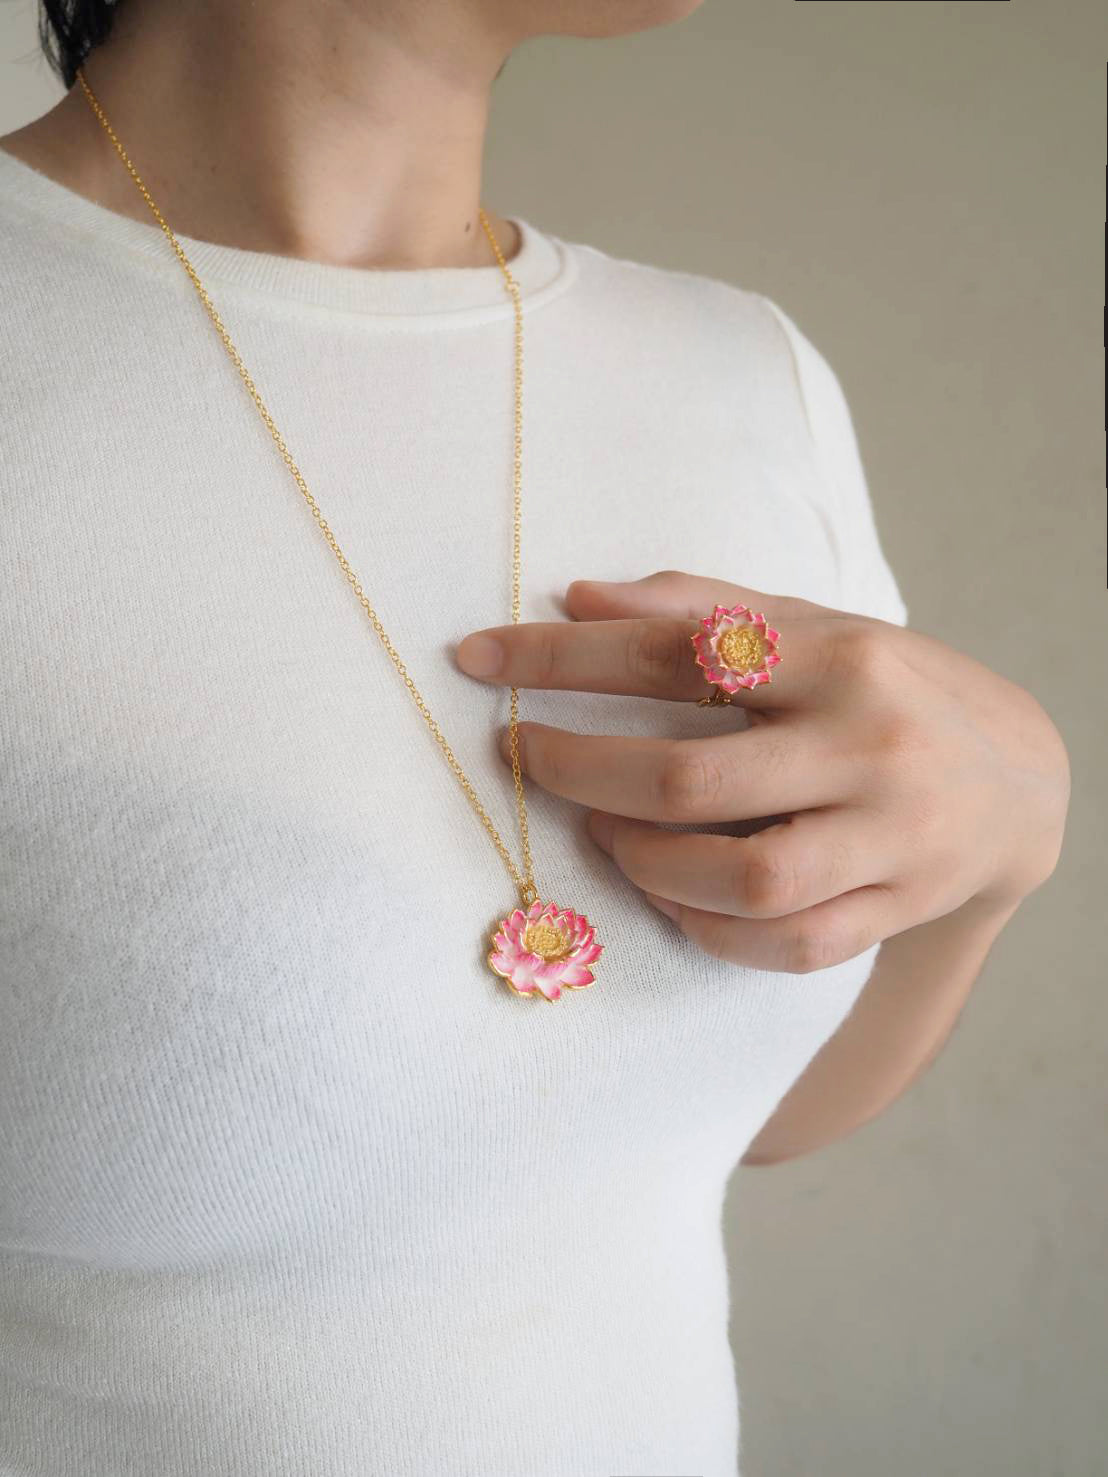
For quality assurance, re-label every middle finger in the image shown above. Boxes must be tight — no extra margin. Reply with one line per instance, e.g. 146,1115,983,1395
500,722,840,823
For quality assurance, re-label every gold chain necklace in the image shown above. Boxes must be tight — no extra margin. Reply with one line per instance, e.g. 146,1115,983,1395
75,67,602,1002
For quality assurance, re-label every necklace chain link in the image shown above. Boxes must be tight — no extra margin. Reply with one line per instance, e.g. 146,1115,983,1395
76,67,539,910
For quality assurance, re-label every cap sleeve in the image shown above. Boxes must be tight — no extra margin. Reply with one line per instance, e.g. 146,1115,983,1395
760,294,909,627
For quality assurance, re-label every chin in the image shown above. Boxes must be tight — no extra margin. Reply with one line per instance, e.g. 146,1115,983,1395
531,0,708,39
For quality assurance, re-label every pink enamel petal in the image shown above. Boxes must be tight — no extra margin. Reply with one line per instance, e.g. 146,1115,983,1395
531,957,570,985
720,673,742,693
531,977,563,1001
571,940,603,967
509,958,542,990
766,627,780,643
765,652,782,667
559,964,595,988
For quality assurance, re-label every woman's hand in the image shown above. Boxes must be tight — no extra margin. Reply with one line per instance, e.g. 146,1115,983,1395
455,570,1070,973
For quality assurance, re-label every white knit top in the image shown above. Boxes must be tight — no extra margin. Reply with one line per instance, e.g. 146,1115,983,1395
0,144,907,1477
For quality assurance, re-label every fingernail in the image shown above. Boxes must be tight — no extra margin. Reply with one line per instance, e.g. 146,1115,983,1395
586,810,615,852
455,634,503,678
644,891,680,920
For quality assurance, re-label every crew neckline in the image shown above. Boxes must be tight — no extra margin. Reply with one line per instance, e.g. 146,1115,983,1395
0,144,576,324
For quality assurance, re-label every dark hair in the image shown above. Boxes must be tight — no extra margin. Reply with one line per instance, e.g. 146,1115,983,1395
38,0,122,91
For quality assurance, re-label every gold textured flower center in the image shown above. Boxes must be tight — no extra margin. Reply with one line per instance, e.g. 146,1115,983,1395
717,627,766,672
522,921,572,960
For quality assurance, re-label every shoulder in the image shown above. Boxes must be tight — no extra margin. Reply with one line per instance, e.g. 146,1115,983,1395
543,225,824,426
555,227,779,343
550,228,908,625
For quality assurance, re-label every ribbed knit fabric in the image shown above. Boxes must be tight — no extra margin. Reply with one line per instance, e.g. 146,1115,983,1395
0,143,908,1477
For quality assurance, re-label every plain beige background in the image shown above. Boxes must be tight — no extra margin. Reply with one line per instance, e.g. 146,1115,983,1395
2,2,1105,1473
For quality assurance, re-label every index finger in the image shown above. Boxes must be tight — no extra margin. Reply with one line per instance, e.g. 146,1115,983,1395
454,613,818,706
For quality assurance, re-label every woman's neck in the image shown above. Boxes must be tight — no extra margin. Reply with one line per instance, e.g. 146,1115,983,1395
1,0,524,270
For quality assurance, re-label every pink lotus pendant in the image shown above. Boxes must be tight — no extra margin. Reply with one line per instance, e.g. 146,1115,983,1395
691,603,782,701
488,899,602,1001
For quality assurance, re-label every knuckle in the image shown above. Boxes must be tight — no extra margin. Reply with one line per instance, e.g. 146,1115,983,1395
832,619,893,686
658,744,728,821
695,912,738,965
532,626,562,686
872,710,928,765
626,621,686,694
733,843,798,917
781,921,842,975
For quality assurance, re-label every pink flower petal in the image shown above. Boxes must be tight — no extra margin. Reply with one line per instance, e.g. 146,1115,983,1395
559,964,595,988
510,959,542,989
528,976,563,1001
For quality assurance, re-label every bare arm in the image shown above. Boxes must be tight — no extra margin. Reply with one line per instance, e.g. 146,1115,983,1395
740,894,1020,1166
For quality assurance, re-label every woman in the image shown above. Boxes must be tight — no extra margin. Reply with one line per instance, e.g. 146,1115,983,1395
0,1,1069,1474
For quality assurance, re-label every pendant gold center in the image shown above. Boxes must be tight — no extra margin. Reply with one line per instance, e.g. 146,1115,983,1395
522,921,572,960
717,627,766,673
